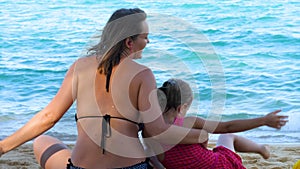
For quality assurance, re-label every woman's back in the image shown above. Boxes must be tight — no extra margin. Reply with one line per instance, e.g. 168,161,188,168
71,56,149,168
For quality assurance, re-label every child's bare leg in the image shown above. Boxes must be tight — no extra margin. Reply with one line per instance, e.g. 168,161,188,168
231,134,270,159
216,134,270,159
216,133,235,151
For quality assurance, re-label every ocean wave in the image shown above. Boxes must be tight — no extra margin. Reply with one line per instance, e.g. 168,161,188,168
256,134,300,142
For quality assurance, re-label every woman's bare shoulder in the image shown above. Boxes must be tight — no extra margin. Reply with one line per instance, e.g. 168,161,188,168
118,58,152,77
76,55,97,64
125,58,149,70
73,55,98,70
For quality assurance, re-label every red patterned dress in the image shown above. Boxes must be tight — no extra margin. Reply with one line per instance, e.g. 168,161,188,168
161,118,246,169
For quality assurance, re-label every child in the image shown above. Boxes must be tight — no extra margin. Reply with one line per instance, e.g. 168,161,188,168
153,78,288,169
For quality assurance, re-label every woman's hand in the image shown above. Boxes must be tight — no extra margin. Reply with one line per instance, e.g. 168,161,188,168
263,110,288,129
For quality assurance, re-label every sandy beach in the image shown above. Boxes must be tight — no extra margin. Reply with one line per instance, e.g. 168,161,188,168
237,144,300,169
0,143,299,169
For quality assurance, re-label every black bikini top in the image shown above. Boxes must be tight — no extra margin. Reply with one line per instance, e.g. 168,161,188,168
75,114,144,154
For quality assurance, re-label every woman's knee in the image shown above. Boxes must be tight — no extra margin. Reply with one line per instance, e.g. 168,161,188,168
33,135,70,168
34,135,62,146
33,135,61,155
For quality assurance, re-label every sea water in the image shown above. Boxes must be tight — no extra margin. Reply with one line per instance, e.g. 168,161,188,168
0,0,299,143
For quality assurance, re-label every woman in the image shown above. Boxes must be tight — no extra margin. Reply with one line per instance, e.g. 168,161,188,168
156,78,288,169
0,9,208,169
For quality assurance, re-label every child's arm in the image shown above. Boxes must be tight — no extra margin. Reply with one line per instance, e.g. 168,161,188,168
183,110,288,133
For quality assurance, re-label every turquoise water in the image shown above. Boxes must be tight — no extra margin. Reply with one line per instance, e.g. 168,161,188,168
1,0,299,143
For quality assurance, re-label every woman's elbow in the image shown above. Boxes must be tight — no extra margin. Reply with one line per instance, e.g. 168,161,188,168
39,110,60,129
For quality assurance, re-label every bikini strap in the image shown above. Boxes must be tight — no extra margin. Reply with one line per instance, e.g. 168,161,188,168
138,123,144,132
75,113,78,122
101,114,111,154
109,116,144,131
75,113,144,154
74,113,111,154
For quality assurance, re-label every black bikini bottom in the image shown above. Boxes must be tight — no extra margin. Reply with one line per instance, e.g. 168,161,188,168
66,158,153,169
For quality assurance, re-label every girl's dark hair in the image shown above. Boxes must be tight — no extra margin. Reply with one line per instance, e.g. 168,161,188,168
88,8,147,92
158,79,193,113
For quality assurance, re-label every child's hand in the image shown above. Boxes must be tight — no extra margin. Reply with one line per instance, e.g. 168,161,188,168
264,110,288,129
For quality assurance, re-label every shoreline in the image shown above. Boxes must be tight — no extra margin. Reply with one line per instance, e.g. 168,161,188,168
0,143,299,169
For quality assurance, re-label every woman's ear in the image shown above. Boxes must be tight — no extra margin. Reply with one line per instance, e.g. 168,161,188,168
125,37,133,50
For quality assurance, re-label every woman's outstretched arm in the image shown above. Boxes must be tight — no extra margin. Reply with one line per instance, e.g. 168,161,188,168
0,62,77,156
